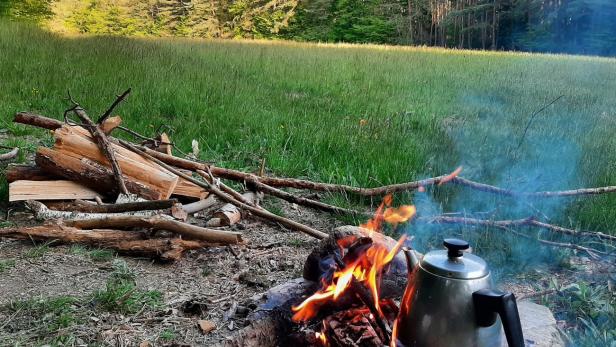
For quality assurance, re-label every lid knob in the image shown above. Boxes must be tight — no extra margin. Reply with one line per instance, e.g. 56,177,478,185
443,238,469,258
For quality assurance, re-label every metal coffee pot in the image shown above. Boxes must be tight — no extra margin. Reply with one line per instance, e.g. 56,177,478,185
393,238,524,347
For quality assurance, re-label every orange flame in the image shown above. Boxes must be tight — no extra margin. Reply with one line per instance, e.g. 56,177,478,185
292,195,415,324
438,166,463,186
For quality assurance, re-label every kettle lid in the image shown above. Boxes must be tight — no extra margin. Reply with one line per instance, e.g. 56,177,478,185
420,239,489,279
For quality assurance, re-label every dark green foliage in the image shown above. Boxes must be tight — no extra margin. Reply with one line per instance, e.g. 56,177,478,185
2,0,54,22
3,0,615,55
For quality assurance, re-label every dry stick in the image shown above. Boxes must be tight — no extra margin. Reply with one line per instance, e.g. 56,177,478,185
516,95,564,150
67,97,129,195
421,215,616,242
97,88,131,124
420,216,610,258
108,145,616,198
43,199,178,213
64,215,241,244
15,112,616,198
120,140,329,240
0,225,210,261
25,200,241,244
452,177,616,197
182,195,217,214
13,112,63,130
0,147,19,161
197,169,256,207
241,173,366,216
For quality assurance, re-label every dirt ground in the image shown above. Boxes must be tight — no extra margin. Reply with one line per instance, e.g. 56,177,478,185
0,200,344,346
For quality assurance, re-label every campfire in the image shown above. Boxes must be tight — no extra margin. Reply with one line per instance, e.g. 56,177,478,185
291,196,415,347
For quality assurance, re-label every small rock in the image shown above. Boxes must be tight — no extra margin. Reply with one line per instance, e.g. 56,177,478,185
238,271,269,288
89,316,100,322
139,341,152,347
198,320,216,334
181,299,208,316
227,320,235,331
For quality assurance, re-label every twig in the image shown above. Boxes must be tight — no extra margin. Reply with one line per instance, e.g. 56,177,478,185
420,215,616,242
517,95,564,150
517,288,559,300
120,140,328,239
420,215,611,258
66,93,129,195
0,147,19,161
452,177,616,197
98,88,131,124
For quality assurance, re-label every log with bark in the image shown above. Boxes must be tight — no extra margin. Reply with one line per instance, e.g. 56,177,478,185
6,164,56,182
26,200,243,244
0,225,210,261
36,147,163,200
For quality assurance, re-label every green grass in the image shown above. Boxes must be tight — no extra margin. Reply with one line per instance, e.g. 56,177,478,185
91,259,162,314
24,240,54,258
1,21,615,232
0,259,15,273
0,20,615,343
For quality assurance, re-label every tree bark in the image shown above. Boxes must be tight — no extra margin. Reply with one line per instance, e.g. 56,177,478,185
6,164,55,182
0,225,209,261
36,147,162,200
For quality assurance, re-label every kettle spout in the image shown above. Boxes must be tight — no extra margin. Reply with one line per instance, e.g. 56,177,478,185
402,247,420,273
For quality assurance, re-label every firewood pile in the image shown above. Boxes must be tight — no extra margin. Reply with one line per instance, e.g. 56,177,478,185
2,90,616,263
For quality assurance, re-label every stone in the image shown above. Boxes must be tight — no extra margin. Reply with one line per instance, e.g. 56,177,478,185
501,301,564,347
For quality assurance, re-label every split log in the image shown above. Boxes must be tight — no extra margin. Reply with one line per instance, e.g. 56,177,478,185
121,140,329,240
6,164,56,182
13,112,63,130
9,180,102,202
0,225,209,261
36,147,162,200
99,116,122,134
68,102,129,195
173,177,209,200
43,199,178,213
53,128,179,199
59,126,203,199
213,192,259,226
0,147,19,161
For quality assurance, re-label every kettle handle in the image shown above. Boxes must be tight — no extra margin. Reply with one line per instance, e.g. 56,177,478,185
473,289,524,347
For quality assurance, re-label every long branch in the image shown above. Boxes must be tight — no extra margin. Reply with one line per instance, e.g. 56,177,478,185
119,140,329,240
419,215,616,242
15,112,616,198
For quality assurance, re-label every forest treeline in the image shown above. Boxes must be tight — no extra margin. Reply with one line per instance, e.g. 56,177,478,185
2,0,615,56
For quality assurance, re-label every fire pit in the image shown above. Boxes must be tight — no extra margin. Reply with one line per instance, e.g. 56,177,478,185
220,197,565,347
